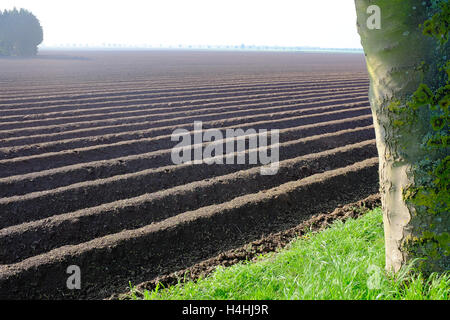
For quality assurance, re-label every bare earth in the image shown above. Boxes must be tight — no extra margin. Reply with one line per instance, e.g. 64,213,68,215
0,51,378,299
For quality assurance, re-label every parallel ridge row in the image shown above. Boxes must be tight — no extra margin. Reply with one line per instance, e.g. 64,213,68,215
0,70,377,300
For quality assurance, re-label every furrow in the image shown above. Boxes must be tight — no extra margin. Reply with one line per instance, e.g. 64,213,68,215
0,74,367,98
0,107,371,177
0,93,369,141
0,94,369,132
0,127,376,227
0,140,377,264
0,115,374,197
0,86,368,120
0,158,379,299
0,77,368,107
0,99,368,159
0,80,369,112
0,89,367,144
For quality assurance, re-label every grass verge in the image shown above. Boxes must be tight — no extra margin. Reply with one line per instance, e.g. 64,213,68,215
128,208,449,300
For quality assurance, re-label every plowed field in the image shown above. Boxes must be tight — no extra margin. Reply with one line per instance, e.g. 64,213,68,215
0,51,378,299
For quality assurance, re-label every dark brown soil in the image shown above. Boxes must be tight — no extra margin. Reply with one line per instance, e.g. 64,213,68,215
0,159,379,299
0,115,373,197
0,51,378,300
0,140,377,263
111,194,381,300
0,97,368,157
0,128,376,228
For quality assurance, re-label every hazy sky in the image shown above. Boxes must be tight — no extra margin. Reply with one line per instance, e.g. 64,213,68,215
1,0,362,48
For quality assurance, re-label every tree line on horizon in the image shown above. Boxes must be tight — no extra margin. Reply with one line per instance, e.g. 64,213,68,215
0,8,43,57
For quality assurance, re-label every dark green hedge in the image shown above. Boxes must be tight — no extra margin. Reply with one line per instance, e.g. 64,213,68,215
0,8,43,56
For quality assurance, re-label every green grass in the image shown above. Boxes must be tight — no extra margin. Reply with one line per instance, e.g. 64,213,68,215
129,208,449,300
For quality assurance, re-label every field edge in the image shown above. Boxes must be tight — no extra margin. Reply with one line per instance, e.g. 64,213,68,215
112,193,381,300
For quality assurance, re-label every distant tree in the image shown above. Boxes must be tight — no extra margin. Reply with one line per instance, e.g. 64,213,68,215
0,8,43,56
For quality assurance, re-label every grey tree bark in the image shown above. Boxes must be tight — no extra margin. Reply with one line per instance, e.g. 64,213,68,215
354,0,449,273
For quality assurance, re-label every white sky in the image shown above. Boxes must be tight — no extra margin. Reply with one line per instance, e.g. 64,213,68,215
0,0,362,48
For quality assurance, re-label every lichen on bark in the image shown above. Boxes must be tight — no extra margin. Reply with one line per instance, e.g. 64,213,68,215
354,0,449,273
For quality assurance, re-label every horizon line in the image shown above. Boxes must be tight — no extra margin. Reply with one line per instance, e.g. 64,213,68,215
39,45,364,53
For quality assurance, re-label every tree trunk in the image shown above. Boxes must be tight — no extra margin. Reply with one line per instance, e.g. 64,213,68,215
354,0,449,273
